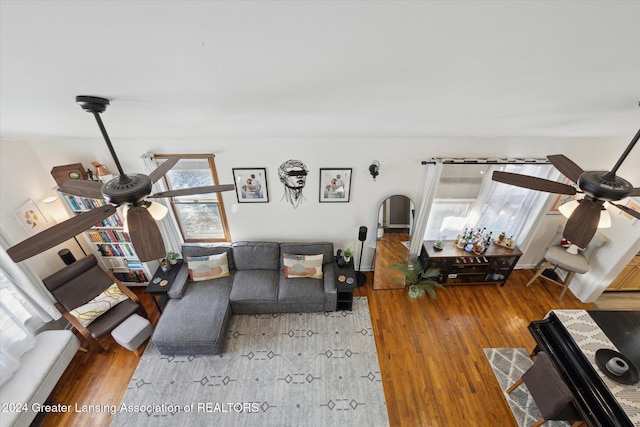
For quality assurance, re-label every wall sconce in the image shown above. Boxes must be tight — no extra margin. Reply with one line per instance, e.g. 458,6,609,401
369,161,380,181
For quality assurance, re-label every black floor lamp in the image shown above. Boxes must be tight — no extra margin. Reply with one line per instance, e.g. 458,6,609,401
356,226,367,286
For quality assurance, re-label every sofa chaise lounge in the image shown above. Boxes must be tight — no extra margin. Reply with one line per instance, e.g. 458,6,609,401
151,241,336,355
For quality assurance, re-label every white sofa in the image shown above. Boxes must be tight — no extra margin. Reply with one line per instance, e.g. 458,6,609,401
0,330,79,427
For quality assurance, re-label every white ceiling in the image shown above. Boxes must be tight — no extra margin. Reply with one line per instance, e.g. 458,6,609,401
1,1,639,142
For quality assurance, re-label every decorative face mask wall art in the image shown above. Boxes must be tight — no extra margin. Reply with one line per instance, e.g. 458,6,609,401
278,159,308,208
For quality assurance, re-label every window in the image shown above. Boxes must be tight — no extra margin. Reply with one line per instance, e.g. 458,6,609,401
423,162,558,243
155,155,231,242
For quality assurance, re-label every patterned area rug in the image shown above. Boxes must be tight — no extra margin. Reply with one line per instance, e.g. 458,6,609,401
112,297,388,427
483,348,568,427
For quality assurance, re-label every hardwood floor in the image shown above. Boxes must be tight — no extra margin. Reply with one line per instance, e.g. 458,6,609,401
373,231,409,289
594,291,640,310
39,270,592,427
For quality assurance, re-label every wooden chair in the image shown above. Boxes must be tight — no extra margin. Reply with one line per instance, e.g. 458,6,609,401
42,255,148,352
526,230,606,301
507,351,585,427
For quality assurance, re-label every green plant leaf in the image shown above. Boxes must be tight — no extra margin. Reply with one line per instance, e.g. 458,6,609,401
391,261,443,299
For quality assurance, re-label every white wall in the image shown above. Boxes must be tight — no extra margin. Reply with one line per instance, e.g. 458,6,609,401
2,135,638,303
571,205,640,302
0,140,91,278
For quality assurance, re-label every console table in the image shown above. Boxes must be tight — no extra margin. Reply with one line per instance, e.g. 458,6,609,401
421,240,522,286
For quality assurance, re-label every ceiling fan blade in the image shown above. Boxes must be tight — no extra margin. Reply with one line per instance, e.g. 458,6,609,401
148,157,180,184
609,201,640,220
58,180,104,199
547,154,584,183
126,206,166,262
563,199,602,248
148,184,236,198
7,205,116,263
630,188,640,197
492,171,577,195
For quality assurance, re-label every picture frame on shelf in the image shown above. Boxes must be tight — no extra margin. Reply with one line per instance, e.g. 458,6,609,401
232,168,269,203
13,199,49,236
319,168,352,203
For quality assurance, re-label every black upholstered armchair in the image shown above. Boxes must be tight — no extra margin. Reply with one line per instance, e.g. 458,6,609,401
42,255,147,352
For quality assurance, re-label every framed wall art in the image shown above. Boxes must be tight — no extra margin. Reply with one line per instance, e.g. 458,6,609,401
319,168,351,203
13,199,49,236
232,168,269,203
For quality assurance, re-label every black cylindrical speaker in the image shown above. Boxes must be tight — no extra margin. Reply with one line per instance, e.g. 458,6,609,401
58,248,76,265
358,226,368,242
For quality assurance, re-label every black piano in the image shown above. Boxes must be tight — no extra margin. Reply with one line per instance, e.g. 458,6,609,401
529,310,640,427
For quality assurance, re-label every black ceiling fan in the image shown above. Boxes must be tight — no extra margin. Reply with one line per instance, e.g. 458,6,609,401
7,96,235,263
492,128,640,248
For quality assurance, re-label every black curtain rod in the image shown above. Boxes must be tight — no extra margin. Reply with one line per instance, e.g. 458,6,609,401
421,158,550,165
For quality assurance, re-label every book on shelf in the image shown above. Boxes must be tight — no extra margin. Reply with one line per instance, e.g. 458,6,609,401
62,193,149,283
66,195,107,211
112,271,148,283
97,243,133,257
126,259,144,270
87,229,132,243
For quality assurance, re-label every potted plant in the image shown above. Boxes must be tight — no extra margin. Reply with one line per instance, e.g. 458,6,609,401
343,248,353,263
166,251,180,265
391,259,443,299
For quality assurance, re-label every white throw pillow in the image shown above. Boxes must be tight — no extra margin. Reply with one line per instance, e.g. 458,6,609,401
69,283,129,327
187,252,230,282
283,254,323,279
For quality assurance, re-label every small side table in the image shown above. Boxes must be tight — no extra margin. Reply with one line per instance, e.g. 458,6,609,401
145,259,184,312
335,260,357,311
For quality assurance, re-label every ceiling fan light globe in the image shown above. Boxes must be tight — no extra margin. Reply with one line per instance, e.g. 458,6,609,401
558,200,580,219
146,201,168,220
598,209,612,228
121,205,129,233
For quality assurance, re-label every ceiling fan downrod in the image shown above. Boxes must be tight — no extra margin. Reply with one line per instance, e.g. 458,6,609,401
606,128,640,179
76,95,126,177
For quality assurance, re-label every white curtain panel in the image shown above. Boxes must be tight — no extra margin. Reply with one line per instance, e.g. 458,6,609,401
420,162,560,247
141,153,184,253
0,269,39,386
409,162,442,257
0,235,59,321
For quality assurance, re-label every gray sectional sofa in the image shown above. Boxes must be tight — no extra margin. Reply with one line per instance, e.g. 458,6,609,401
151,241,336,355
